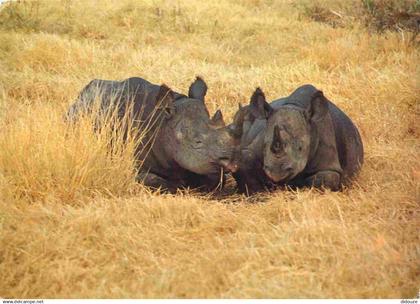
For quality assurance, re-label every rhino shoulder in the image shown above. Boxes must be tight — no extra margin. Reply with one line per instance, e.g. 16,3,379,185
328,101,364,181
286,84,320,108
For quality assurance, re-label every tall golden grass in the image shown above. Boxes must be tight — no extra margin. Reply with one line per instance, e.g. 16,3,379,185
0,0,419,299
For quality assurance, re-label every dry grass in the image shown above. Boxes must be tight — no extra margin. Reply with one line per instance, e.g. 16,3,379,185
299,0,420,36
0,0,419,299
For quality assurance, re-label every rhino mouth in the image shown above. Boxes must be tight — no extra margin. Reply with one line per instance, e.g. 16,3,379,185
218,157,238,173
263,168,294,183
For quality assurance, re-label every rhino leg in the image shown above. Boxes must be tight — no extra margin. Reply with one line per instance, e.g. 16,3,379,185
136,172,179,193
303,170,341,191
233,170,271,195
184,172,226,192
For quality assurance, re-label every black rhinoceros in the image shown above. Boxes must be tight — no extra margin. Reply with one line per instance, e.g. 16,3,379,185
228,84,364,194
68,76,236,192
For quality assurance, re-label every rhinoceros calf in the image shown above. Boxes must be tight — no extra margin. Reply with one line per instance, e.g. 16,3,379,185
229,85,364,194
67,76,236,192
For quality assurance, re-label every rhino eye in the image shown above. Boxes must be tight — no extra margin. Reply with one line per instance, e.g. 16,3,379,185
192,139,204,149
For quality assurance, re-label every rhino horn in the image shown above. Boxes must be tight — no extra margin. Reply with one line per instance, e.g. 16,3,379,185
210,109,225,128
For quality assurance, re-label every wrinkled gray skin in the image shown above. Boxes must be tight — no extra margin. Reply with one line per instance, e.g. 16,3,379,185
229,85,364,195
68,77,236,192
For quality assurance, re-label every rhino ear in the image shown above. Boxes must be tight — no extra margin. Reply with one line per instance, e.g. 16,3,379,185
188,76,208,102
210,109,225,128
156,84,175,118
308,90,329,122
249,87,273,119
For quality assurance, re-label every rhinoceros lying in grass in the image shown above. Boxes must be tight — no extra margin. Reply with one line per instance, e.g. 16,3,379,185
229,85,364,194
68,76,236,192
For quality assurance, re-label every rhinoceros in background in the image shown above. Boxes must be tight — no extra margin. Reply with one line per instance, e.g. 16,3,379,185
228,84,364,195
67,76,236,192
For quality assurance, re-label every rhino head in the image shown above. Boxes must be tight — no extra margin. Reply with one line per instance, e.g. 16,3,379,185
248,87,329,183
156,77,237,176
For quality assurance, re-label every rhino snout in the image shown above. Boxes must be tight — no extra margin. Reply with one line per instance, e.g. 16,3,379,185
218,157,238,173
263,165,293,183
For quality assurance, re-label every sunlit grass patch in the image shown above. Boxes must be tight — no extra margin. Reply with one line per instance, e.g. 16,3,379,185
0,98,141,204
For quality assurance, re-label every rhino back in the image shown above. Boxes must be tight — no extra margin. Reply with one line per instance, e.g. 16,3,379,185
68,77,172,172
327,101,364,182
68,77,162,122
270,97,289,109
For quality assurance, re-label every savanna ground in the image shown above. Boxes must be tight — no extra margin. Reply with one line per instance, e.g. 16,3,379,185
0,0,419,299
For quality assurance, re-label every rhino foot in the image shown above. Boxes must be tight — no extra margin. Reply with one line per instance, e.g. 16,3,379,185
136,172,179,193
300,170,341,191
